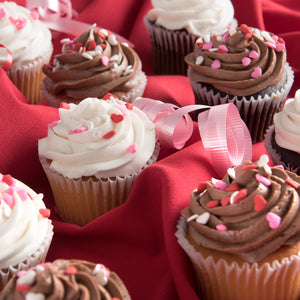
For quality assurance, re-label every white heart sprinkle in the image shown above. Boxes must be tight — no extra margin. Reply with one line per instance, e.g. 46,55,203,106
196,212,210,224
261,31,273,42
99,29,108,36
227,167,236,179
25,293,45,300
229,28,237,36
263,164,272,175
256,154,269,167
203,34,210,43
108,34,117,46
195,56,204,65
17,270,36,285
110,55,119,62
187,214,199,222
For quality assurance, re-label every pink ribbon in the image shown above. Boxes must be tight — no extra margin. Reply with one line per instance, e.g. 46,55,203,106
26,0,134,47
133,97,252,177
0,44,13,71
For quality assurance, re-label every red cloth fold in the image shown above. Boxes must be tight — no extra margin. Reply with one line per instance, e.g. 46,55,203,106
0,0,299,299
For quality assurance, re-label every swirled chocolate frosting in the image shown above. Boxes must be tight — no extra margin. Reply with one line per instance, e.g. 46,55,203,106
0,259,131,299
181,155,300,262
43,25,143,101
185,24,287,96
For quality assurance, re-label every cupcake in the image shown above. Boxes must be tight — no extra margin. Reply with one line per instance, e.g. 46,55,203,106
41,24,147,107
0,259,131,299
176,155,300,300
265,89,300,174
0,173,53,291
38,96,159,226
185,24,294,143
144,0,237,75
0,1,53,104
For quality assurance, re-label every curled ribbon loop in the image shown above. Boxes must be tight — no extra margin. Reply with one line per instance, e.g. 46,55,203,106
0,44,13,71
133,97,252,177
26,0,134,47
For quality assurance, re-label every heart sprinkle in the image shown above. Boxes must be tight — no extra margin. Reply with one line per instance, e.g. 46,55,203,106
266,212,281,229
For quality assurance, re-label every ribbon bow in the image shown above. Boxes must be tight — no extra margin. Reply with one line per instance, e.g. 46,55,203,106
133,97,252,177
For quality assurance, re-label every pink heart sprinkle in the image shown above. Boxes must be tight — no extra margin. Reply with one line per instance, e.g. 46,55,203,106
251,67,262,78
272,35,279,42
216,224,227,231
265,41,276,49
101,56,109,66
0,8,6,19
242,57,251,66
275,43,285,52
203,41,213,50
17,189,28,201
2,192,15,208
218,45,228,53
48,121,59,128
127,144,137,153
213,180,227,191
211,59,221,69
222,32,229,42
255,173,271,186
249,50,259,59
68,126,88,135
266,212,281,229
30,11,39,20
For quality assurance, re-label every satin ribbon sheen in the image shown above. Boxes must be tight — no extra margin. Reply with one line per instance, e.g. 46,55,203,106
26,0,134,46
133,97,252,177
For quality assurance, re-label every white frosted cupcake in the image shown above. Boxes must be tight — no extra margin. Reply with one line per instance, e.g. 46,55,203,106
0,1,53,104
0,174,53,290
144,0,237,75
38,96,159,226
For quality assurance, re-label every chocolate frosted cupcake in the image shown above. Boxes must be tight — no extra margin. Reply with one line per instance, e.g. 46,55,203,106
0,259,131,299
144,0,237,75
176,155,300,300
42,24,146,107
185,24,294,143
265,89,300,174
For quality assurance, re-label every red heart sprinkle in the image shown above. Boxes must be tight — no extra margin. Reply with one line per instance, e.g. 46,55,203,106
60,102,70,109
197,182,207,193
16,284,32,292
103,92,113,100
64,266,77,275
241,164,257,171
125,103,133,110
226,183,239,192
100,43,107,50
66,50,75,54
74,43,84,50
96,30,106,39
88,40,96,51
39,208,51,218
103,130,116,139
221,197,230,207
245,32,253,39
234,188,248,203
285,178,299,189
240,24,251,33
2,174,14,186
111,114,124,123
254,195,267,212
206,200,219,208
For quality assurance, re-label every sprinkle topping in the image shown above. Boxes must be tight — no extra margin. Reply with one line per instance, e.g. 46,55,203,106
266,212,281,229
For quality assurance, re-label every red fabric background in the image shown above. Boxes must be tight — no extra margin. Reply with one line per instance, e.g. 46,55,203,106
0,0,299,299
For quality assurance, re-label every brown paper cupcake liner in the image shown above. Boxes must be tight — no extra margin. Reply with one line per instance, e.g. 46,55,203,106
39,143,160,226
176,217,300,300
6,46,53,104
188,63,294,143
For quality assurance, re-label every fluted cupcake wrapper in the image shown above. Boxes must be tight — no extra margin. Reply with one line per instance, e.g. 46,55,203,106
144,17,238,76
0,221,53,290
39,143,160,226
41,71,147,108
6,46,53,104
176,217,300,300
188,63,294,143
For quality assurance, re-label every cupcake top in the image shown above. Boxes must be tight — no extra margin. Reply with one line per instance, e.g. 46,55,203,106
0,1,52,67
181,155,300,262
273,89,300,153
185,24,287,96
38,96,156,179
146,0,236,36
42,24,143,102
0,174,52,268
0,259,131,299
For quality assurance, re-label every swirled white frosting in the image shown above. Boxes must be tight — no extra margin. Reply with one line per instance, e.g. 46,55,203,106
0,1,52,67
274,89,300,153
38,97,156,179
0,175,51,267
147,0,236,36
